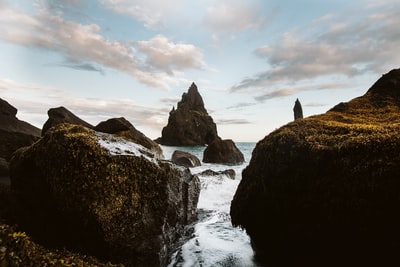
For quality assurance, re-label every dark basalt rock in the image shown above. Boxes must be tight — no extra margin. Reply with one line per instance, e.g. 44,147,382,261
293,98,303,120
0,98,40,163
42,106,94,136
95,117,163,159
0,157,9,177
156,83,220,146
230,69,400,267
197,169,235,180
203,139,244,165
171,150,201,168
10,124,200,267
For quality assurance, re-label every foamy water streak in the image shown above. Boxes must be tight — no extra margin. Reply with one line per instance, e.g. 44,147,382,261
162,143,260,267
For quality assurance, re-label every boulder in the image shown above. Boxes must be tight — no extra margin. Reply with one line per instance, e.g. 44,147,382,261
156,83,220,146
230,69,400,267
0,157,9,177
197,169,235,180
203,139,244,165
42,106,94,135
0,98,40,162
171,150,201,168
95,117,163,159
10,124,200,266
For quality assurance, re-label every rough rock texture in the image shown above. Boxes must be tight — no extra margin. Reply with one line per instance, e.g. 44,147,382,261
0,98,40,161
203,139,244,165
293,98,303,120
230,69,400,267
156,83,220,146
171,150,201,168
10,124,200,267
0,224,122,267
0,157,9,177
42,106,94,136
198,169,235,180
95,117,163,159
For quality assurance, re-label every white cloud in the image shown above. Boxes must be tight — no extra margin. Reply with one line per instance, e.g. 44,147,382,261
99,0,182,28
0,3,206,90
204,0,267,32
233,2,400,94
135,35,206,75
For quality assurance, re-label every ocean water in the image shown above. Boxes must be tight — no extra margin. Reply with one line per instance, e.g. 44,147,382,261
161,143,260,267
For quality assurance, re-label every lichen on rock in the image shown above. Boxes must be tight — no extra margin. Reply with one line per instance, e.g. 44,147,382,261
10,123,200,266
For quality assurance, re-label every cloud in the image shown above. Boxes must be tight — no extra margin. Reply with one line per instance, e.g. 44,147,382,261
0,78,169,132
216,119,251,125
226,102,257,110
99,0,182,28
0,3,205,89
45,59,105,74
135,35,207,75
233,2,400,93
204,0,267,32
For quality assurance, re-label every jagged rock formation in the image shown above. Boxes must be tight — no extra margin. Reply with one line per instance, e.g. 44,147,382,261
171,150,201,168
42,106,94,135
95,117,163,159
230,69,400,267
156,83,220,146
293,98,303,120
197,169,235,180
10,124,200,267
203,139,244,165
0,98,40,176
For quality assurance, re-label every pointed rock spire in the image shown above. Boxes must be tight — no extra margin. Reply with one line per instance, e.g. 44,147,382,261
293,98,303,120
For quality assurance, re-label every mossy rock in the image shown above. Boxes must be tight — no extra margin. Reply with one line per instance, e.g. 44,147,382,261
10,123,200,266
230,69,400,266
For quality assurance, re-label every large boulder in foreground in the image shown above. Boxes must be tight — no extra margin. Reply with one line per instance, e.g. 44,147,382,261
230,69,400,267
0,98,40,161
156,83,220,146
95,117,163,159
203,139,244,165
42,106,94,135
171,150,201,168
10,124,200,266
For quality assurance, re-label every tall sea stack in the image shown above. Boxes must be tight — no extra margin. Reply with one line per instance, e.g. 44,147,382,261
293,98,303,120
156,83,220,146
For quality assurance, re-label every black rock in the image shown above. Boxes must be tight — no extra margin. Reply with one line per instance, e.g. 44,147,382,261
203,139,244,165
293,98,303,120
197,169,235,180
42,106,94,135
230,68,400,267
156,83,220,146
171,150,201,168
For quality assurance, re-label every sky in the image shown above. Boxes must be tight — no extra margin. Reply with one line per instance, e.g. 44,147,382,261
0,0,399,142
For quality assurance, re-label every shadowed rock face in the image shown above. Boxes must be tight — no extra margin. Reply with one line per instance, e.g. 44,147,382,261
10,124,200,267
203,139,244,165
171,150,201,168
156,83,220,146
42,106,94,136
293,98,303,120
95,117,163,159
231,69,400,267
0,98,40,162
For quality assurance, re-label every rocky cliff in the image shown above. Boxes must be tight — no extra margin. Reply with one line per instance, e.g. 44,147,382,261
10,123,200,266
42,106,94,135
156,83,220,146
230,69,400,266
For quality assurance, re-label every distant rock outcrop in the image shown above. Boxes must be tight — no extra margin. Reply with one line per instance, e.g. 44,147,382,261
0,98,40,162
171,150,201,168
230,69,400,267
10,124,200,266
293,98,303,120
198,169,235,180
95,117,163,159
156,83,220,146
42,106,93,135
203,139,244,165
